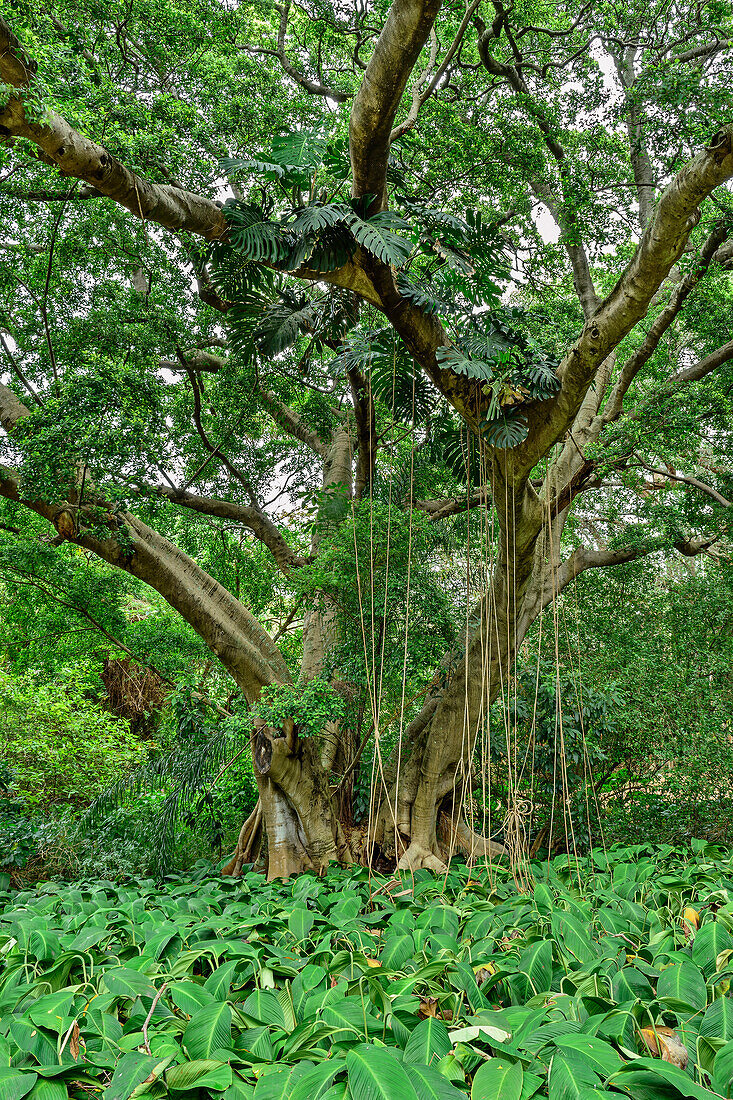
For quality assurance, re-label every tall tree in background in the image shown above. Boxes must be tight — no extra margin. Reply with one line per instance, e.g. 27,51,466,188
0,0,731,876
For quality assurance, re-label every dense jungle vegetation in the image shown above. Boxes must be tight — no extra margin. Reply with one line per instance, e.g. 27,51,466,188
1,0,733,1094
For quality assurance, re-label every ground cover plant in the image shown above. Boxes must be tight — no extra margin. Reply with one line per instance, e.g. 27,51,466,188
1,844,733,1100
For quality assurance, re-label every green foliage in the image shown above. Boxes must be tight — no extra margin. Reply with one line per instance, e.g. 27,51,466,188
488,663,622,850
85,689,258,876
1,846,733,1099
0,668,145,811
256,679,345,741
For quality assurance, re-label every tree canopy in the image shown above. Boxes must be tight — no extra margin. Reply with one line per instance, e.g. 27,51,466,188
1,0,732,878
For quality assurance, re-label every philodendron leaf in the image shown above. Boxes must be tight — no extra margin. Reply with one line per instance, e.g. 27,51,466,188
403,1017,451,1066
346,1043,419,1100
471,1057,523,1100
183,1003,233,1059
166,1060,232,1092
103,1054,173,1100
547,1052,601,1100
0,1069,37,1100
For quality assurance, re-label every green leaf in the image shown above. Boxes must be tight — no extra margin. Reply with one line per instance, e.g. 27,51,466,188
403,1018,451,1066
347,212,412,267
252,1063,314,1100
104,1054,172,1100
166,1061,232,1092
700,997,733,1042
242,990,287,1029
713,1039,733,1098
26,991,76,1034
0,1069,38,1100
26,1082,66,1100
657,961,708,1012
346,1044,418,1100
533,884,553,917
403,1064,465,1099
183,1003,233,1059
380,933,415,970
103,968,158,1000
518,941,553,996
548,1054,601,1100
608,1058,720,1099
611,966,654,1002
553,1034,623,1077
693,925,733,979
288,1063,341,1100
287,908,315,943
170,981,217,1016
471,1058,523,1100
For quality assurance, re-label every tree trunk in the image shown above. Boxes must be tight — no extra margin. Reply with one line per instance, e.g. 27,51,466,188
371,481,545,870
252,720,353,879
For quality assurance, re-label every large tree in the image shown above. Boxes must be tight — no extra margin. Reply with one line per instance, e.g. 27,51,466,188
1,0,731,877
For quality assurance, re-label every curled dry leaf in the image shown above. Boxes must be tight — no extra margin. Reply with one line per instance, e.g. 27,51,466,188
640,1026,689,1069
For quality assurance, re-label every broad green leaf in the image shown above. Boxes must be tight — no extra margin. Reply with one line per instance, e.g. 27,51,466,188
26,991,76,1033
380,934,415,970
0,1069,37,1100
611,966,654,1002
548,1053,601,1100
518,941,553,996
242,990,287,1029
26,1082,66,1100
554,1034,623,1076
103,969,158,1000
403,1018,451,1066
657,961,708,1012
288,909,315,943
533,884,553,917
288,1063,341,1100
104,1053,172,1100
204,962,239,1001
551,912,599,966
700,997,733,1042
346,1043,418,1100
166,1061,232,1092
252,1063,314,1100
713,1039,733,1098
608,1059,720,1099
183,1003,233,1059
170,981,217,1016
404,1064,466,1099
693,926,733,980
471,1058,523,1100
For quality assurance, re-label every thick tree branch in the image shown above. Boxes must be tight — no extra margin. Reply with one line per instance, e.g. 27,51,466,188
0,17,228,240
389,0,483,141
155,486,306,573
0,380,290,698
350,0,442,208
257,387,330,458
271,1,351,102
515,124,733,478
0,16,381,306
603,223,729,423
